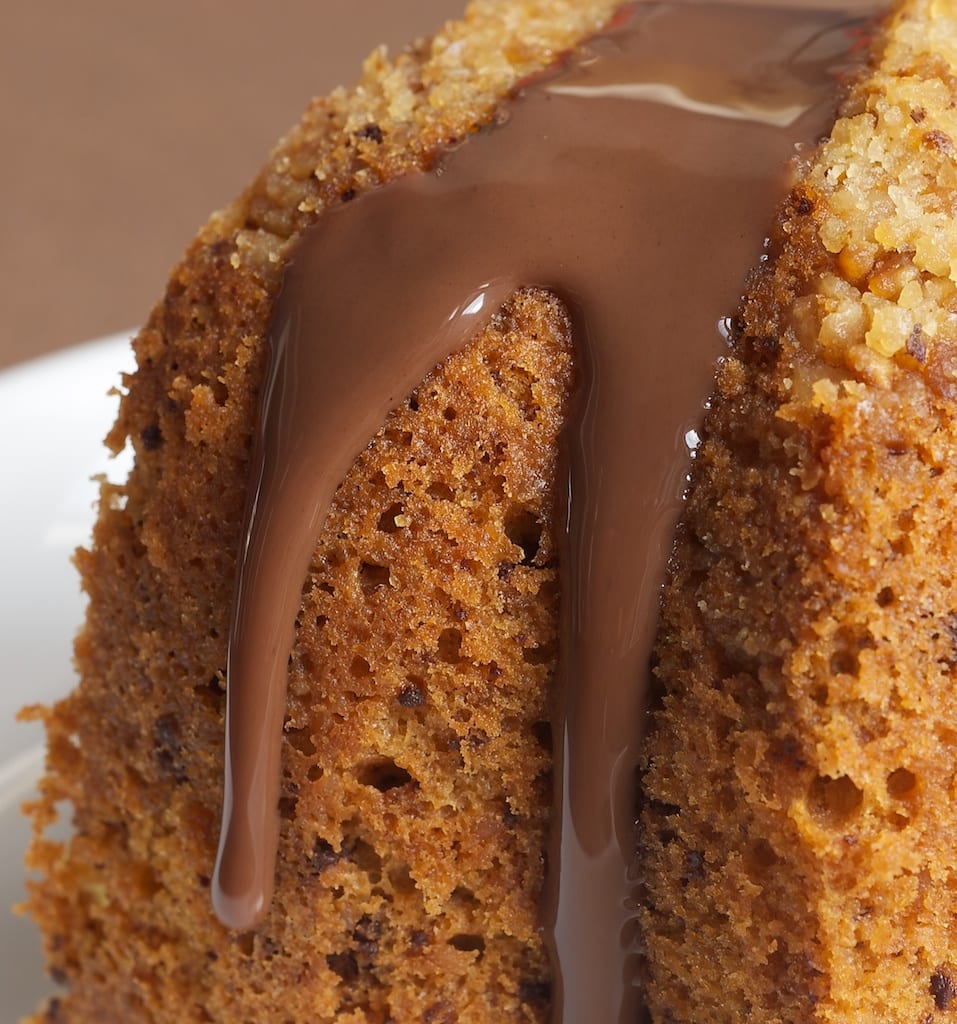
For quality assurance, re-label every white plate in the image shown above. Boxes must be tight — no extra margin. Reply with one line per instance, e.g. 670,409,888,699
0,333,135,1022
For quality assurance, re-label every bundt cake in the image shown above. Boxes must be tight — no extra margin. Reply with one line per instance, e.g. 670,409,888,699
23,0,957,1022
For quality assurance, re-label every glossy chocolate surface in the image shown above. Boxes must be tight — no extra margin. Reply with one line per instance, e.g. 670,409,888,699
213,3,877,1019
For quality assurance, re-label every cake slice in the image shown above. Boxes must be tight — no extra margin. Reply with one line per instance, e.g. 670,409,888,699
25,0,957,1022
640,1,957,1021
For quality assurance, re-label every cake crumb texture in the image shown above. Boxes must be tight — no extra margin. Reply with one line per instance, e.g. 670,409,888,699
19,1,620,1021
640,2,957,1021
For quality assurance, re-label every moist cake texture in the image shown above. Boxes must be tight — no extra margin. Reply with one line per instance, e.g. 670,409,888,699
24,0,957,1022
19,2,617,1021
640,1,957,1021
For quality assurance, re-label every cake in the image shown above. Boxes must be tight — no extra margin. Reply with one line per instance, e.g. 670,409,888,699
22,0,957,1022
19,4,618,1022
639,1,957,1021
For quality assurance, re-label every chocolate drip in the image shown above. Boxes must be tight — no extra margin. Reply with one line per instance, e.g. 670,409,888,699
212,3,877,1020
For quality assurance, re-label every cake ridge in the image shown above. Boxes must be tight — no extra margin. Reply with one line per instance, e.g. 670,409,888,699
18,3,620,1022
640,1,957,1020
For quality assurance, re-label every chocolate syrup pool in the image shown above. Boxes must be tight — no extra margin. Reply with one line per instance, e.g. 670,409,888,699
212,3,874,1020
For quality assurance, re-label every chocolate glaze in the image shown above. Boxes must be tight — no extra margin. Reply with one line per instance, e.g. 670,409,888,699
212,2,878,1019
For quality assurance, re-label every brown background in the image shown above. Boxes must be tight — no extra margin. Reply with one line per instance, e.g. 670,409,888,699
0,0,463,371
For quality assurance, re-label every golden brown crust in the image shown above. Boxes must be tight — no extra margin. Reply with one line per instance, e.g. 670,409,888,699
640,3,957,1021
20,1,622,1021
